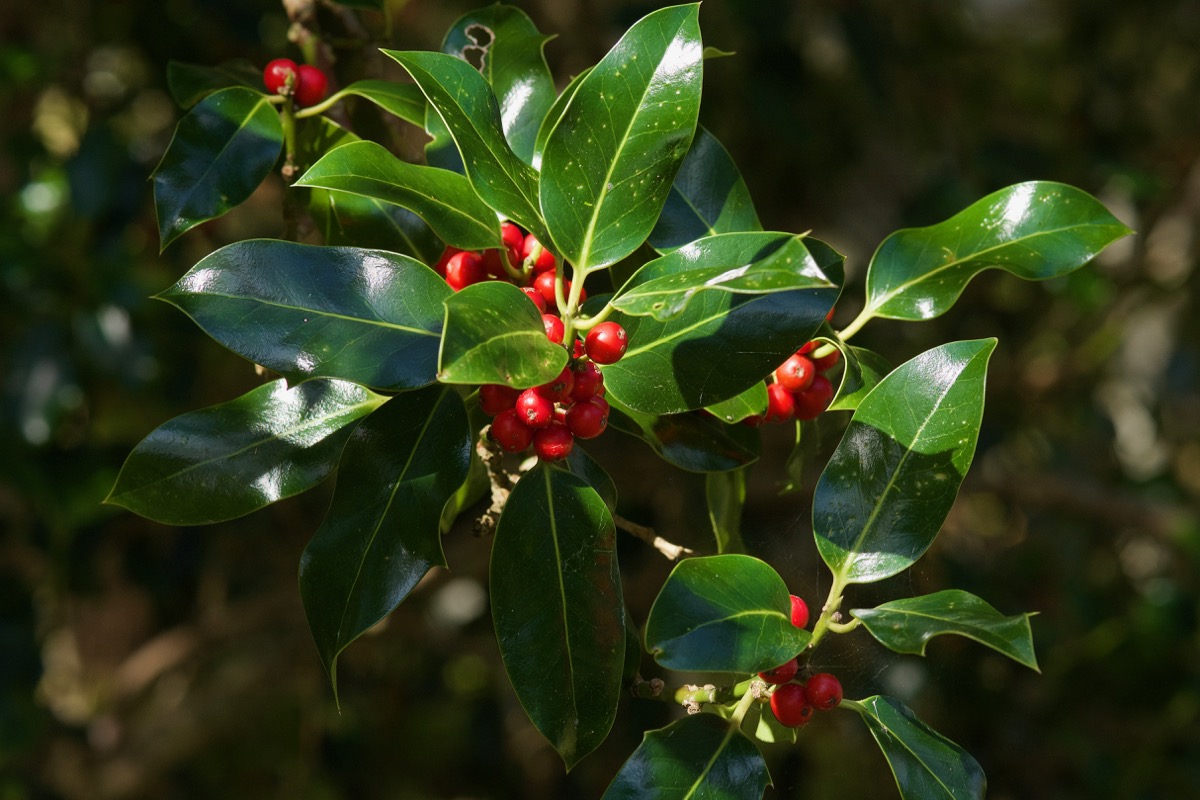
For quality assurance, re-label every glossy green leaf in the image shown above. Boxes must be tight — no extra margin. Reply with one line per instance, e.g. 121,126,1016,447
334,79,427,127
613,233,834,321
492,466,624,769
152,87,283,249
864,181,1132,321
532,67,591,171
309,189,443,265
423,102,463,173
607,397,760,473
295,140,500,251
851,696,986,800
707,468,747,554
565,448,617,512
603,713,770,800
648,127,762,253
645,554,810,673
705,382,767,424
814,339,996,585
166,59,261,108
603,235,841,415
299,387,471,698
295,115,359,169
441,5,555,163
159,240,449,390
828,343,891,412
438,281,567,388
753,706,797,745
852,590,1039,670
779,421,814,496
106,379,382,525
384,49,548,245
540,4,703,272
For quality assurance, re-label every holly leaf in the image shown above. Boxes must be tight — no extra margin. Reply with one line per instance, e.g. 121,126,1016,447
705,382,767,424
603,713,770,800
532,67,591,171
540,4,703,272
828,343,891,412
851,696,986,800
606,398,760,473
438,281,567,388
565,448,618,512
645,554,810,673
309,188,443,265
159,240,449,390
492,466,624,770
334,79,427,127
299,387,471,700
166,59,261,108
152,87,282,249
707,468,747,554
852,590,1039,670
295,140,500,251
863,181,1132,322
814,339,996,584
106,379,382,525
648,126,762,253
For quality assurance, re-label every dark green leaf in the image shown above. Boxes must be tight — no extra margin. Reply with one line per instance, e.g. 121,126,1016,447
540,4,703,272
828,343,891,412
607,398,760,473
152,87,283,249
705,382,767,424
438,281,567,387
492,466,624,769
851,696,986,800
814,339,996,584
613,233,834,321
603,713,770,800
299,387,471,698
864,181,1132,322
423,102,463,173
564,448,617,512
645,554,810,673
852,590,1039,670
384,50,548,244
106,379,382,525
707,468,747,554
295,116,359,171
166,59,261,108
295,140,500,251
441,5,555,163
648,127,762,253
335,79,427,126
309,188,443,264
532,67,591,171
159,240,449,390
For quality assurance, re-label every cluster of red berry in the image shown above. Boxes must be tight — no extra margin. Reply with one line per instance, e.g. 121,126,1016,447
433,221,579,303
262,58,329,108
757,594,844,727
747,338,840,426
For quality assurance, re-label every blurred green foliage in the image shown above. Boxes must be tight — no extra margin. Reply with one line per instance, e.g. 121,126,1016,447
1,1,1197,798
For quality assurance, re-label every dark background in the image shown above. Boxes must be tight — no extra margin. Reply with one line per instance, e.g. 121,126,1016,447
2,1,1198,798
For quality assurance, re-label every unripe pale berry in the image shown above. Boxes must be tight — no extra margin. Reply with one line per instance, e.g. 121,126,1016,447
533,422,574,461
515,388,554,429
478,384,519,416
566,398,608,439
263,58,298,95
293,64,329,108
804,672,843,711
770,683,814,727
775,354,816,393
585,322,628,364
758,657,799,685
490,409,532,453
793,374,834,420
445,251,486,291
789,595,810,629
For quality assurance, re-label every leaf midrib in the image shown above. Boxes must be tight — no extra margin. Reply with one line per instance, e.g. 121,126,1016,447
171,289,441,337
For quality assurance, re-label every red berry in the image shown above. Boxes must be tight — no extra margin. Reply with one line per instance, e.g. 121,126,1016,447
480,249,509,279
812,347,841,373
789,595,810,629
542,314,565,344
522,234,556,273
758,657,799,685
263,58,298,95
537,366,574,404
570,362,604,401
572,338,585,359
775,354,816,393
445,251,486,291
743,414,764,427
515,388,554,429
585,322,628,365
433,246,464,277
490,409,532,453
520,286,547,312
534,270,558,307
793,374,834,420
533,422,574,461
798,341,817,355
770,683,814,727
764,382,795,423
804,673,843,711
293,64,329,108
566,398,608,439
590,396,610,416
479,384,519,416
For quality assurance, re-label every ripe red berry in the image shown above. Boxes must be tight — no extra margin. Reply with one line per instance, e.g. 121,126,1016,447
445,251,486,291
478,384,520,416
812,347,841,373
566,398,608,439
798,341,817,355
536,366,574,404
804,673,843,711
571,338,585,359
490,409,532,453
570,362,604,401
533,422,574,461
293,64,329,108
542,314,565,344
770,683,814,727
433,246,464,277
515,388,554,429
521,286,547,312
775,354,816,393
585,322,628,364
789,595,810,629
501,220,524,252
480,249,509,279
534,270,558,307
764,382,795,423
263,58,298,95
758,657,799,685
793,374,834,420
522,234,556,273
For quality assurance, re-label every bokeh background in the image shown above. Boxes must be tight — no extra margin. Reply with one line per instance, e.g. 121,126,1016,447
2,0,1198,798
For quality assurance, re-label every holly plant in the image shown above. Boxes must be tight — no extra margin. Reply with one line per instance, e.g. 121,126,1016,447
107,4,1132,798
